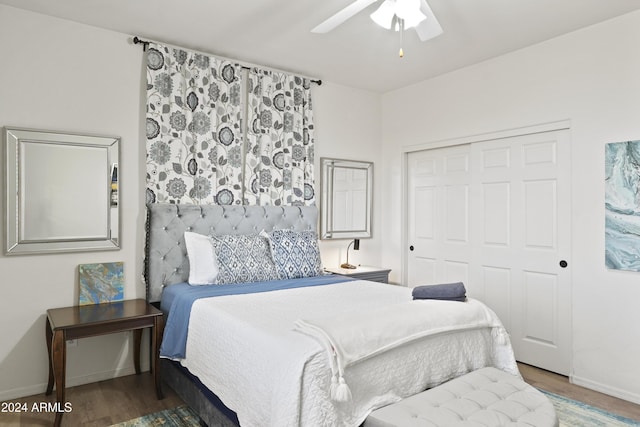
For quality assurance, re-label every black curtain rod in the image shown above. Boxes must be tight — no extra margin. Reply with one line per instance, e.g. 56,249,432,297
133,36,321,86
133,36,150,50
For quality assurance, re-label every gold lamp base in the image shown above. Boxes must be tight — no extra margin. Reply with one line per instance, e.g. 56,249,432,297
340,263,357,269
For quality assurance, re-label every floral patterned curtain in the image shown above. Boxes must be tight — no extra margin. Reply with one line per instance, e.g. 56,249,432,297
145,43,243,205
244,69,316,206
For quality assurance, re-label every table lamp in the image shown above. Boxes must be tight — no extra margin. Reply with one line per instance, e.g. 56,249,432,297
340,239,360,269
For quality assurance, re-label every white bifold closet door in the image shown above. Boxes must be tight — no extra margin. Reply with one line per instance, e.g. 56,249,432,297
406,130,571,375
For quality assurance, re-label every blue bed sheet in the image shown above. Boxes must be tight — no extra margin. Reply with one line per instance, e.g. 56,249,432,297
160,274,353,359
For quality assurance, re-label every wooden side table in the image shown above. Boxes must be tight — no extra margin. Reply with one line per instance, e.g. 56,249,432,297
325,265,392,283
45,299,163,427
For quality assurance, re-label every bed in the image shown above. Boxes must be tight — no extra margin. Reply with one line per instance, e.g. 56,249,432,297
145,204,519,427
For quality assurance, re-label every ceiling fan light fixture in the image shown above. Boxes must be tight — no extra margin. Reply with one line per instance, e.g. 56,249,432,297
370,0,395,29
395,0,426,28
371,0,426,30
312,0,442,43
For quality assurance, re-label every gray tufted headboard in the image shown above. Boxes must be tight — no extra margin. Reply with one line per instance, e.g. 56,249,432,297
145,204,318,303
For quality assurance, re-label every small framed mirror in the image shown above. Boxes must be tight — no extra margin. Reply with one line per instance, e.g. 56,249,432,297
320,157,373,239
4,127,120,255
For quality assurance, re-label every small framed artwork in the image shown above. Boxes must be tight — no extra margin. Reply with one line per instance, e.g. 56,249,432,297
78,262,124,305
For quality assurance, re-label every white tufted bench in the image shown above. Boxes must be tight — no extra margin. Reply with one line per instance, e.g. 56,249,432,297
365,367,558,427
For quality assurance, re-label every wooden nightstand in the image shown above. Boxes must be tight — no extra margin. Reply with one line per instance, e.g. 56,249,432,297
45,299,163,427
325,266,392,283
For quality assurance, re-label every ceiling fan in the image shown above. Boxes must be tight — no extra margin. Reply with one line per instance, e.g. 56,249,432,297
311,0,443,42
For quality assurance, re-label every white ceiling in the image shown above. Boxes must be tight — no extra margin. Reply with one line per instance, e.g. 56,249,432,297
3,0,640,93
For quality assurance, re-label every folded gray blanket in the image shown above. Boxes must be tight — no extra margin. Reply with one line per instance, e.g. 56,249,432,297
412,282,467,301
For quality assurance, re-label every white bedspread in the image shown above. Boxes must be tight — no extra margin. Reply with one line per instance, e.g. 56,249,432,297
180,280,518,427
294,298,509,402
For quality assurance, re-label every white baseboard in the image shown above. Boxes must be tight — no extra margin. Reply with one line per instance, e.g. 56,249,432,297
0,364,149,402
571,374,640,405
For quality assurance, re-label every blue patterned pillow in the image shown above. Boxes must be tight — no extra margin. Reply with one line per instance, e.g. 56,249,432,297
211,234,280,285
267,230,324,279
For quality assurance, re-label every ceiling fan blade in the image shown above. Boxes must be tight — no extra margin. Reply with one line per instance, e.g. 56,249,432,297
311,0,379,33
414,0,443,41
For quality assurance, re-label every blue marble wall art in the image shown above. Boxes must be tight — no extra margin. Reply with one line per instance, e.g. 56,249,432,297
78,262,124,305
605,140,640,271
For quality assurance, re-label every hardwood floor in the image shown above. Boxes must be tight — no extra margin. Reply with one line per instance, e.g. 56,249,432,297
518,362,640,421
1,364,639,426
0,373,183,426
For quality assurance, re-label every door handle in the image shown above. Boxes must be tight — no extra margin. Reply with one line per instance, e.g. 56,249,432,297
559,260,568,268
409,245,414,251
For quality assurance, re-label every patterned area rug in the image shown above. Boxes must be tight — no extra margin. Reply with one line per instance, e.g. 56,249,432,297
109,405,201,427
112,394,640,426
541,390,640,426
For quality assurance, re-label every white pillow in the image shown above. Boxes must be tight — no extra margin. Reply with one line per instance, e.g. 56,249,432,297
184,232,219,285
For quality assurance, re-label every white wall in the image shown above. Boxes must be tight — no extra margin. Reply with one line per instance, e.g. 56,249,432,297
313,83,383,269
0,5,147,401
380,11,640,403
0,5,383,400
